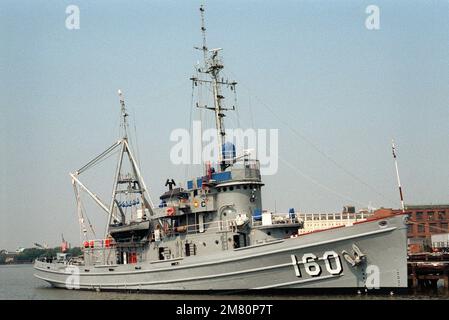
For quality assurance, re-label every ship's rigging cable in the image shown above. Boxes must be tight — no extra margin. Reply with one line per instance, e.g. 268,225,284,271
79,147,121,177
407,220,449,234
248,93,255,129
130,104,141,169
79,193,96,238
186,78,195,180
226,101,368,206
76,141,121,175
224,69,395,204
279,156,365,206
72,183,96,242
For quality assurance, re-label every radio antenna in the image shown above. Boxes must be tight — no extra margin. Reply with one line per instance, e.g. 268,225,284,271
392,139,405,212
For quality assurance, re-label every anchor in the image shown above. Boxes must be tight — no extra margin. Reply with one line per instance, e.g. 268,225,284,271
342,244,366,267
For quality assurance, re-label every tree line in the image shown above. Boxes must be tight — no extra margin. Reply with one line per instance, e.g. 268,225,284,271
0,247,82,264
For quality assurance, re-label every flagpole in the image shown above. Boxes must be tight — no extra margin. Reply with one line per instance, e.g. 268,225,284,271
392,139,405,213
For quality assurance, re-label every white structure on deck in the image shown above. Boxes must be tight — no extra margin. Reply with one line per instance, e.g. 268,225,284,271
298,210,374,234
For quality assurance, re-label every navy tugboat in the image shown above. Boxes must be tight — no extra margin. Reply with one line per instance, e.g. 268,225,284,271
34,6,408,292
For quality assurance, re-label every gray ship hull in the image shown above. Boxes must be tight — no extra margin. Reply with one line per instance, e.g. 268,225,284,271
34,214,408,291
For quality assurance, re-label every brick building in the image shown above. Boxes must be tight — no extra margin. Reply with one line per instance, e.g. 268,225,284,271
374,204,449,242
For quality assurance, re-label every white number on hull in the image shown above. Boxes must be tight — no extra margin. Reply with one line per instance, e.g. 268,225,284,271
302,253,321,277
323,251,343,275
290,255,302,277
291,251,343,278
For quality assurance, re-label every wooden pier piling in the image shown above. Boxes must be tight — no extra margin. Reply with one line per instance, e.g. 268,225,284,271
408,252,449,290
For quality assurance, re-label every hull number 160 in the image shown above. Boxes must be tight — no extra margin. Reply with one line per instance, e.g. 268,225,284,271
290,251,343,278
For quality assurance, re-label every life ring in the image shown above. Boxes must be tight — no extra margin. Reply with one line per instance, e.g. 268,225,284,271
166,207,175,216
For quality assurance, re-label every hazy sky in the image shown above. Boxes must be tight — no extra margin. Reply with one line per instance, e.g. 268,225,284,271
1,0,448,249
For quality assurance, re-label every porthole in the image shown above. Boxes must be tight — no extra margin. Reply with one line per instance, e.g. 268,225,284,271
379,220,388,227
215,240,219,245
230,186,234,191
223,187,228,192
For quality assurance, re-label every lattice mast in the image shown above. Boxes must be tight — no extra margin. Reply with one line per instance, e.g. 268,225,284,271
191,5,237,171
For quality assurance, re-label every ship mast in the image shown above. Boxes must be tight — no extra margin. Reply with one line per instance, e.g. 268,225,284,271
105,90,155,236
118,89,129,140
191,5,237,171
70,89,155,242
391,139,405,213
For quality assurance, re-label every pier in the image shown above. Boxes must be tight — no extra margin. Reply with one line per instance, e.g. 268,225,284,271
408,252,449,290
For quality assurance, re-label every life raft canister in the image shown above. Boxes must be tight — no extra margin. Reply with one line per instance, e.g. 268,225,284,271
89,240,95,248
83,241,89,248
166,207,175,216
104,238,112,248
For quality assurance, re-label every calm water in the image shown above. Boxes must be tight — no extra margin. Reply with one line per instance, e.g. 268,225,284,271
1,264,448,300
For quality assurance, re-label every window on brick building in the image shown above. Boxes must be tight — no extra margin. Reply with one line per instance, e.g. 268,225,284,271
441,223,448,232
418,224,425,233
429,224,439,233
427,211,435,220
438,211,446,220
415,212,423,220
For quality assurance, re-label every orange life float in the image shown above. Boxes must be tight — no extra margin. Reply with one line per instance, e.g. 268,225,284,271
166,207,175,216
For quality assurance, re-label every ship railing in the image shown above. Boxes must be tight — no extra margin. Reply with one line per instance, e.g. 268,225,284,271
81,238,116,250
162,219,238,237
230,159,261,180
252,214,300,227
